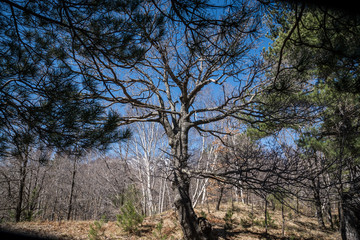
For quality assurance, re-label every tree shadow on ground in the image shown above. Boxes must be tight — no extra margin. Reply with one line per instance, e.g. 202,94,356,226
0,228,61,240
210,226,321,240
211,226,281,240
293,220,319,230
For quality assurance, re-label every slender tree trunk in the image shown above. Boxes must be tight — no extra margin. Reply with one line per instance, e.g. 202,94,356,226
296,194,299,215
264,198,268,235
201,185,207,206
15,158,28,222
240,186,245,204
312,179,325,228
15,173,26,222
246,189,250,205
145,163,154,215
51,189,57,221
281,202,285,237
193,179,208,208
326,198,334,230
67,159,77,220
216,186,224,211
139,171,147,216
159,176,165,213
315,197,325,228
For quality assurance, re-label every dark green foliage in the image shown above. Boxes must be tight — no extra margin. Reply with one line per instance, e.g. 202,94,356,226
200,210,207,219
116,201,144,234
263,211,276,229
265,6,360,239
88,217,106,240
223,208,235,230
153,218,168,240
241,212,257,228
115,185,144,234
240,218,252,229
1,0,155,155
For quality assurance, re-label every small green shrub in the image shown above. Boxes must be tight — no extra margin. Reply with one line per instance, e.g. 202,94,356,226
253,219,263,226
153,218,167,240
289,235,297,240
288,211,293,220
263,211,276,228
200,210,207,219
240,212,258,228
223,208,235,230
23,209,35,221
248,212,256,223
240,218,252,228
88,218,106,240
117,201,144,234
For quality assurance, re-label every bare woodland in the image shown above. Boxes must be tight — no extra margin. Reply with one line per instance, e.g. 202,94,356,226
0,0,360,240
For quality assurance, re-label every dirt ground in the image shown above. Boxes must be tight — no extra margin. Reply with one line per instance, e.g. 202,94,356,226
0,202,340,240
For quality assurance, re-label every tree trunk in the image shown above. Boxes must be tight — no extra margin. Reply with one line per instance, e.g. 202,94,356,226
240,186,245,204
146,163,154,215
15,158,28,222
340,185,360,240
67,159,77,220
173,170,208,240
313,180,325,228
281,202,285,237
264,198,268,235
326,198,334,230
315,198,325,229
168,122,210,240
216,186,224,211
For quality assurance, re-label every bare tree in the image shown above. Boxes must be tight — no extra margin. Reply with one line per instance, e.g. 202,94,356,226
0,0,271,237
66,0,267,237
128,120,166,216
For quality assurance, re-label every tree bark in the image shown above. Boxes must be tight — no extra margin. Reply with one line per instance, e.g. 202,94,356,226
326,197,334,230
312,179,325,229
15,158,28,222
315,197,325,229
174,171,207,240
216,186,224,211
169,120,210,240
281,202,285,237
340,183,360,240
264,198,268,235
67,158,77,220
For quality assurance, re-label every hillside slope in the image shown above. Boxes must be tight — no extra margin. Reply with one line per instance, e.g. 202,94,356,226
0,202,340,240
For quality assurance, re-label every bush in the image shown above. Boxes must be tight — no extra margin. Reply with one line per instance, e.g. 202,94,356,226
153,218,167,240
88,217,106,240
240,218,252,228
224,208,235,230
116,201,144,234
263,211,276,228
240,212,258,228
200,210,207,219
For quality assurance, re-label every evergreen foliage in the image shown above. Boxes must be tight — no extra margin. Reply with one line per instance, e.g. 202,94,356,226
88,217,106,240
0,0,144,155
116,200,144,234
223,208,235,230
2,0,358,239
152,218,168,240
264,4,360,239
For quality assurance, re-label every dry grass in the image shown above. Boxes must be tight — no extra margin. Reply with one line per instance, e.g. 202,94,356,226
0,202,340,240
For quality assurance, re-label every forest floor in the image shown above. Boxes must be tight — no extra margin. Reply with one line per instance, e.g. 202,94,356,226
0,202,340,240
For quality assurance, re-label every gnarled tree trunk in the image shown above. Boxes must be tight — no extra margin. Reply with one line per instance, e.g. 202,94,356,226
169,121,210,240
341,182,360,240
173,171,207,240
